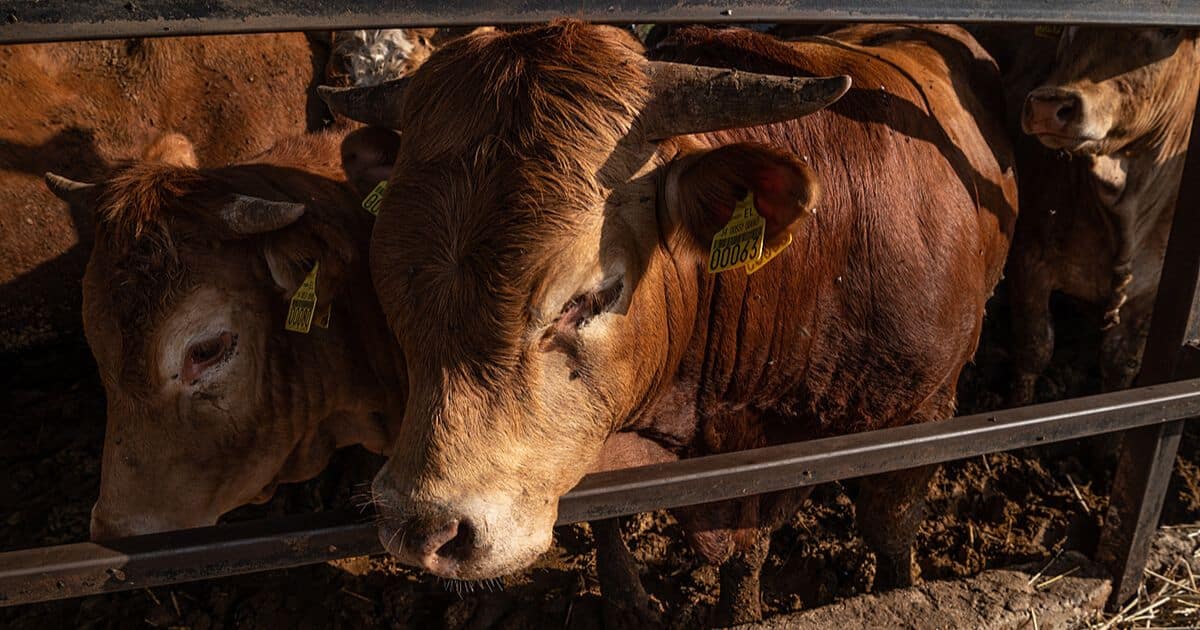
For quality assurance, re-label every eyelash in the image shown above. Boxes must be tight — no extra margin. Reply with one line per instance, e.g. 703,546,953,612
540,279,624,353
560,279,624,329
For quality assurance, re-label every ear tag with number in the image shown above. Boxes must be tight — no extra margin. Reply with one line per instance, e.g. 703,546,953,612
745,232,793,276
707,192,766,274
1035,25,1064,39
285,263,319,333
362,180,387,216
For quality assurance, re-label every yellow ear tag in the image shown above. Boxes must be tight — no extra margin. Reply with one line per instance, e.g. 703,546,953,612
745,232,793,276
313,303,332,329
707,192,766,274
362,180,387,216
1035,25,1064,39
285,263,319,333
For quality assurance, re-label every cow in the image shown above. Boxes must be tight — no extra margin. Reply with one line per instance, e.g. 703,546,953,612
48,125,656,627
0,27,488,355
0,33,339,354
321,21,1017,623
45,126,407,538
994,27,1200,404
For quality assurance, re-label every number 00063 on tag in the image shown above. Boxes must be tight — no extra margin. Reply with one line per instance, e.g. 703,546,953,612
708,192,766,274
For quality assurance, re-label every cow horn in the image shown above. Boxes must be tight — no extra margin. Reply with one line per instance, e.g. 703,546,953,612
639,61,852,140
45,172,96,205
217,195,306,235
318,77,411,128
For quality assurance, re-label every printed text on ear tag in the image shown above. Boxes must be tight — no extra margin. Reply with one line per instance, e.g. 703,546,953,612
745,232,793,275
1035,25,1064,38
362,181,387,216
707,191,765,274
285,263,319,333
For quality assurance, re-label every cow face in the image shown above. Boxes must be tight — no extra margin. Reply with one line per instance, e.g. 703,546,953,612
320,22,846,580
1023,27,1199,153
48,130,399,539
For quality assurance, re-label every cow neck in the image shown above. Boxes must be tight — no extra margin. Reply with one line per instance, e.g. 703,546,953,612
1085,68,1200,305
294,198,405,454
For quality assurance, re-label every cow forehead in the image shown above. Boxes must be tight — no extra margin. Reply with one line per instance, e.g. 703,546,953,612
395,23,649,165
1056,27,1189,80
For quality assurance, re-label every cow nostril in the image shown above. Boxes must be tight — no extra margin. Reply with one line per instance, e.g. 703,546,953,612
434,518,477,562
1055,99,1080,124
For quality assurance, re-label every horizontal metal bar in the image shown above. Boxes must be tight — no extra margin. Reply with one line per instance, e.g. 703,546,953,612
3,378,1199,607
3,1,1200,45
0,511,380,608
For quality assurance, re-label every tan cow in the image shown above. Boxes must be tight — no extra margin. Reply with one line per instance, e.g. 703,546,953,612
46,127,406,538
1,28,481,354
323,21,1016,622
1002,27,1200,403
0,34,332,353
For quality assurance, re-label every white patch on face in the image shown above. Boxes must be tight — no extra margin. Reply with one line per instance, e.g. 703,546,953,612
156,287,237,387
446,493,557,579
335,29,420,86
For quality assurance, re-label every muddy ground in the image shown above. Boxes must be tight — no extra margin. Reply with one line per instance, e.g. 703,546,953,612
2,289,1199,629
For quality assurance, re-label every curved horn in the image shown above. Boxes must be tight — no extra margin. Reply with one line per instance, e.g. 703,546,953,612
639,61,852,140
44,172,97,206
217,195,306,236
318,77,410,128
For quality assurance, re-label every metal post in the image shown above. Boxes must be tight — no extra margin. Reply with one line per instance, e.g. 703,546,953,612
1096,100,1200,608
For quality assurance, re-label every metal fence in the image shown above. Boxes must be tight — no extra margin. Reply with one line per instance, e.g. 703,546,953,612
2,0,1199,614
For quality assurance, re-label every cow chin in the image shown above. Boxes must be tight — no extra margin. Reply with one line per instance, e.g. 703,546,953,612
89,502,220,541
1032,132,1103,154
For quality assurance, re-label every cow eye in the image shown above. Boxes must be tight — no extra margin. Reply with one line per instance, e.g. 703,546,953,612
559,279,624,330
182,332,234,383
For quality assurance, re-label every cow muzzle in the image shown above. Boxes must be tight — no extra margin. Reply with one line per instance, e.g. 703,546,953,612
1022,87,1099,149
374,493,555,580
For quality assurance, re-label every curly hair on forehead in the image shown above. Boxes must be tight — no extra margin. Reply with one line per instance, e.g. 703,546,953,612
98,162,204,251
92,162,205,333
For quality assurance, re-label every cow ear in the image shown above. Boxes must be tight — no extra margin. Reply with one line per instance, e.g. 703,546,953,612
663,142,820,260
341,126,399,197
261,219,357,312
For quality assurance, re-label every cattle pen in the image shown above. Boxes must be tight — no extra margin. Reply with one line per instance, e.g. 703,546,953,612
1,0,1199,620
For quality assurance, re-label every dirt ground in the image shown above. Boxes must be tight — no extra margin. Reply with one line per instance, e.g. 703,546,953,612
2,288,1199,629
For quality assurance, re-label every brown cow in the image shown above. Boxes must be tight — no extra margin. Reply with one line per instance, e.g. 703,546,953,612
46,127,406,538
0,33,333,353
323,22,1016,623
998,27,1200,404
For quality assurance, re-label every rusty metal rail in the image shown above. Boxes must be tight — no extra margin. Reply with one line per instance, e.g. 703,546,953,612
2,0,1200,44
3,378,1200,607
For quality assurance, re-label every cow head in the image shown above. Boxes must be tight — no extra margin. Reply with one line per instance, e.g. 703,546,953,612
1023,27,1199,154
321,22,847,579
47,129,402,539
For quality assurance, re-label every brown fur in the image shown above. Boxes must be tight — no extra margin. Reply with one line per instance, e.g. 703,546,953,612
81,129,407,537
990,27,1200,403
366,22,1016,610
0,34,330,352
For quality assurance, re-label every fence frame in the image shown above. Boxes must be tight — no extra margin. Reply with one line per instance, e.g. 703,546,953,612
1,0,1198,615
